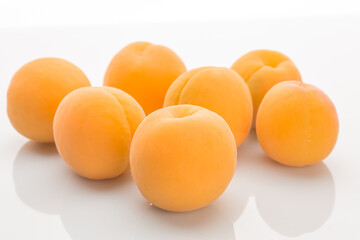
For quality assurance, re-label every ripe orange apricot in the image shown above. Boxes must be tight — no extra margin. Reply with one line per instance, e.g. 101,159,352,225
231,50,301,125
104,41,187,115
164,67,253,146
256,81,339,167
53,87,145,180
130,105,237,212
7,58,90,142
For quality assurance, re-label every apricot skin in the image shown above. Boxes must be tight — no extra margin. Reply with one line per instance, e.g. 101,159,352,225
7,58,90,142
130,105,237,212
256,81,339,167
53,87,145,180
104,41,187,115
164,67,253,146
231,50,301,125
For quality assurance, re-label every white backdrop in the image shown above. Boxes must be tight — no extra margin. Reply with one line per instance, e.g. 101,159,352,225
1,1,360,240
1,0,360,27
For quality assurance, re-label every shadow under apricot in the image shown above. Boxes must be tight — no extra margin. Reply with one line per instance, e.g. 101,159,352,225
13,131,335,239
236,130,336,237
13,141,245,240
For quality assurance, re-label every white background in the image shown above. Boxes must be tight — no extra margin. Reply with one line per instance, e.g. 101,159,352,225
1,0,360,27
1,1,360,239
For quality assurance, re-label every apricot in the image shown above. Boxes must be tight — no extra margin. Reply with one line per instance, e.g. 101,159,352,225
164,67,253,146
53,87,145,180
130,105,237,212
256,81,339,167
7,58,90,142
104,41,187,115
231,50,301,124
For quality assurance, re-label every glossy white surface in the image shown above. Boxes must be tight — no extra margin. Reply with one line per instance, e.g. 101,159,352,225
0,17,359,239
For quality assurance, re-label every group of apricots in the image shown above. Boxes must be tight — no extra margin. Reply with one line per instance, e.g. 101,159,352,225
7,42,339,212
